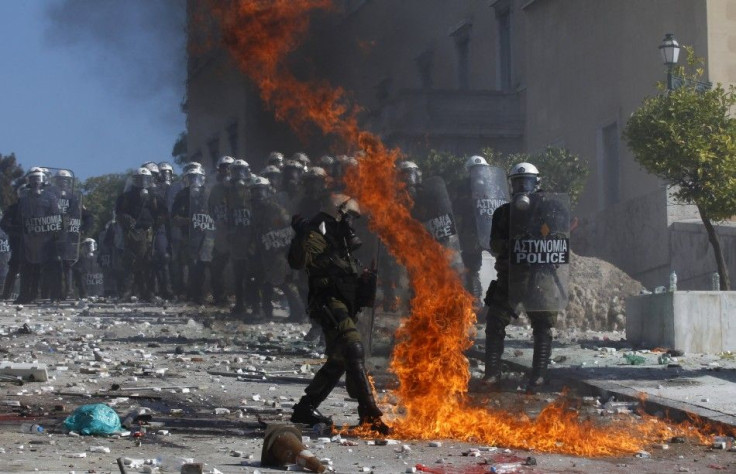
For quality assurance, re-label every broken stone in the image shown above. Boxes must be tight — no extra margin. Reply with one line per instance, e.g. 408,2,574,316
428,441,442,447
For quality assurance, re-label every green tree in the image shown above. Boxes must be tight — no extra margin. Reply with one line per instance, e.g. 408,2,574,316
410,149,467,191
623,48,736,290
410,146,588,206
0,153,24,210
80,172,129,239
482,146,589,206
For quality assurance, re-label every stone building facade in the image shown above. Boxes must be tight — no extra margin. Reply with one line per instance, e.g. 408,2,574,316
186,0,736,290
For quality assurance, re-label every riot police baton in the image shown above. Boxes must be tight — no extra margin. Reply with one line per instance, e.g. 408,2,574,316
367,241,380,356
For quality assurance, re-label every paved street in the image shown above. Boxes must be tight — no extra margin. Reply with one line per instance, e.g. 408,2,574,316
1,300,735,473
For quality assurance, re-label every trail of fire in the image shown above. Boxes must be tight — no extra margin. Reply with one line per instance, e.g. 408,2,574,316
207,0,713,455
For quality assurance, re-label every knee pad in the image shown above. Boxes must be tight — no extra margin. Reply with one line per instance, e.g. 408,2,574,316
343,340,365,362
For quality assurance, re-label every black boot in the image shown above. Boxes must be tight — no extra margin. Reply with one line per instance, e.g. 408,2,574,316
291,360,344,427
290,397,333,426
526,329,553,393
345,341,390,435
481,321,505,387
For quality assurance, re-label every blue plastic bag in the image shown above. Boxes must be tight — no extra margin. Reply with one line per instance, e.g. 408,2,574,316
64,403,122,435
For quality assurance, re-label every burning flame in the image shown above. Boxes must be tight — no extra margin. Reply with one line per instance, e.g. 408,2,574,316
206,0,731,456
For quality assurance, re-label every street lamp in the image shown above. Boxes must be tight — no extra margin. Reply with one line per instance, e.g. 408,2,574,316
659,33,681,90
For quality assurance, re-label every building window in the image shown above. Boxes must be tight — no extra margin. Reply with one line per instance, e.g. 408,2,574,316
451,22,472,90
496,7,512,90
227,122,239,157
599,122,620,208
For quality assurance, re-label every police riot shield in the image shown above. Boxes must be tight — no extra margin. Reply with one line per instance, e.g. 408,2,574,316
228,188,253,261
189,187,216,263
508,192,570,312
256,201,294,286
19,188,62,265
470,165,509,250
47,169,83,263
209,182,230,254
76,255,104,297
414,176,465,273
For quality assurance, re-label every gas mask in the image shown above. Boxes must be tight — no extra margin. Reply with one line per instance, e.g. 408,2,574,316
338,211,362,252
510,175,538,211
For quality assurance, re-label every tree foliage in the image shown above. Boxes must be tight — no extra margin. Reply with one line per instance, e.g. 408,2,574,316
409,146,589,206
0,153,24,211
80,172,129,239
484,146,589,206
623,47,736,289
410,149,467,191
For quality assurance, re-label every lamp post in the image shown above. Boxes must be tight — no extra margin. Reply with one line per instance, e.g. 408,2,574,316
659,33,681,90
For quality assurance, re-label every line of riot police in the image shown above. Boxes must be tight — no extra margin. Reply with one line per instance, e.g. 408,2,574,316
0,167,94,303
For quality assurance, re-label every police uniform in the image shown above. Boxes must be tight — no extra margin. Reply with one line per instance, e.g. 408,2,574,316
115,187,167,301
287,210,388,435
484,199,556,390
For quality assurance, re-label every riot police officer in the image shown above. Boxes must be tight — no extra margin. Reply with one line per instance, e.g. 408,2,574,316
210,156,237,306
279,159,305,214
259,165,282,194
267,151,284,169
16,170,61,303
171,167,215,305
115,167,167,301
288,194,388,435
483,162,565,392
1,185,23,300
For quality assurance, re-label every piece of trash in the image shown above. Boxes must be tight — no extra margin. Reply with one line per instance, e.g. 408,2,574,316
64,403,122,435
490,462,522,473
623,354,646,365
67,452,87,458
19,423,44,434
635,450,650,458
89,446,111,453
214,408,230,415
0,361,49,382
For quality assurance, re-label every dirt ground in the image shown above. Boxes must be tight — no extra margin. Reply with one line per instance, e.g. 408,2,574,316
1,301,734,474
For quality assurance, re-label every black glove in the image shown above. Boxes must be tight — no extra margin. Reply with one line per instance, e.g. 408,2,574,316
291,214,308,233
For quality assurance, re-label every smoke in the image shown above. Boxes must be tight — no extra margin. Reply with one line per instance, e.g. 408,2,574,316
43,0,187,124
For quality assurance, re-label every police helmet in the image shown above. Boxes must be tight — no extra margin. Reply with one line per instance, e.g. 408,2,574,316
267,151,284,168
217,155,235,168
231,159,251,181
132,167,154,189
508,162,540,195
185,167,206,188
465,155,488,170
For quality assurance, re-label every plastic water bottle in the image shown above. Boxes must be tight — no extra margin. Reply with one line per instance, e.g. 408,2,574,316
20,423,44,434
669,271,677,292
712,272,720,291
